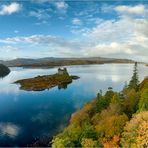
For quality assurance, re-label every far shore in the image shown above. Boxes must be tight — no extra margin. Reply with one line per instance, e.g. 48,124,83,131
8,62,141,69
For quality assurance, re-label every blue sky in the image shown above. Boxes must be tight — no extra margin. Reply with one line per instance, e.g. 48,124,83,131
0,0,148,62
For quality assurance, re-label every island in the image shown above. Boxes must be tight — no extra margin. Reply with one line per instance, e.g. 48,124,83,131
14,68,79,91
0,64,10,78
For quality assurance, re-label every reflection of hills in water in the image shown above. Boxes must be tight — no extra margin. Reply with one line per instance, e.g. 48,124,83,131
0,64,10,78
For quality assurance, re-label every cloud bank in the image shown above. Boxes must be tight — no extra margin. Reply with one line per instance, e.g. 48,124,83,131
115,4,145,15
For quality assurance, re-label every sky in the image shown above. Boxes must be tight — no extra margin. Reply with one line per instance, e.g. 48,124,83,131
0,0,148,62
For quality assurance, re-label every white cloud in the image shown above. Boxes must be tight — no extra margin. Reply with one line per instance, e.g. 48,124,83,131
0,2,22,15
101,4,114,13
55,1,68,10
70,6,148,62
31,0,68,12
115,4,145,15
0,16,148,62
29,9,51,20
83,42,136,57
0,45,19,52
0,4,148,62
72,18,82,25
0,46,20,60
0,35,83,55
0,35,65,45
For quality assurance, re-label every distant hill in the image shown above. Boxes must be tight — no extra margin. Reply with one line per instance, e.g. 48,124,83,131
0,57,135,68
0,64,10,77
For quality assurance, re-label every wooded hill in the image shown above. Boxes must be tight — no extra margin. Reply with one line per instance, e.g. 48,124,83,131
52,63,148,147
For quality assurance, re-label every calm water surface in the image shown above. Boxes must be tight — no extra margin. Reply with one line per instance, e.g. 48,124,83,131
0,64,147,146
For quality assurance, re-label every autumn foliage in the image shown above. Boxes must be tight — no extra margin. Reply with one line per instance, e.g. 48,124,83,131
52,64,148,148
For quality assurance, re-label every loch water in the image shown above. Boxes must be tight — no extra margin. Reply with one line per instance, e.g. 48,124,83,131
0,64,147,146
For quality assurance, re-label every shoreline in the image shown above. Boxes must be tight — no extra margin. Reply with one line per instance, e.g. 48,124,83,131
8,62,140,69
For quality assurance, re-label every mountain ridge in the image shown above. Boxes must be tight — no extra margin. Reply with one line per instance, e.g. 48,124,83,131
0,57,135,67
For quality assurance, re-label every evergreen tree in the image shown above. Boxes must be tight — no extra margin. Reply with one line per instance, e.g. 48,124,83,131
128,62,139,90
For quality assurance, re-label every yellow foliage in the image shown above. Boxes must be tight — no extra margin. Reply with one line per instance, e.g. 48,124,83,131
139,76,148,91
70,100,96,125
121,111,148,147
81,138,98,147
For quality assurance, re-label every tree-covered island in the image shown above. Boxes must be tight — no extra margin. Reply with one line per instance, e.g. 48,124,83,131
15,68,79,91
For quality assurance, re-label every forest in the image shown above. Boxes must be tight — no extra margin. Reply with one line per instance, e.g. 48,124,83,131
52,63,148,148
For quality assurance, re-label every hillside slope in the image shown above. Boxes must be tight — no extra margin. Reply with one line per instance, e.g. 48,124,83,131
52,73,148,147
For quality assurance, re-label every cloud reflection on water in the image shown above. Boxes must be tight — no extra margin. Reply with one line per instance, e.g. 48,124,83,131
0,122,20,138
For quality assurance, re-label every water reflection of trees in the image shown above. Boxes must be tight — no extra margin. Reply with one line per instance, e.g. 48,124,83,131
58,82,72,90
0,73,10,79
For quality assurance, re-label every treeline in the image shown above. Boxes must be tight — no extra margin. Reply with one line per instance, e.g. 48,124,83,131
52,63,148,147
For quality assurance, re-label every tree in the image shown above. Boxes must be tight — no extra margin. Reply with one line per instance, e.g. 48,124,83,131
93,89,115,113
139,76,148,91
111,93,121,104
94,113,128,147
138,89,148,112
80,122,97,140
128,62,139,90
94,95,107,112
52,75,148,148
123,89,139,117
92,103,128,147
52,126,82,147
52,136,75,148
121,111,148,147
81,138,99,147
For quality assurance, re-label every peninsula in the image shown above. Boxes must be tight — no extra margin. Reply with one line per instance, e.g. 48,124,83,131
0,64,10,78
15,68,79,91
